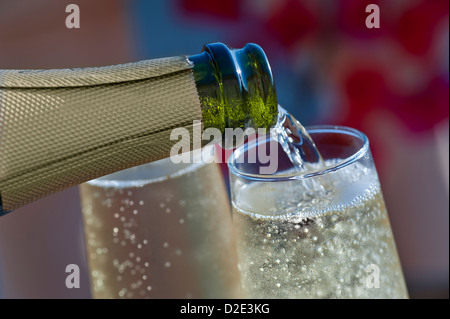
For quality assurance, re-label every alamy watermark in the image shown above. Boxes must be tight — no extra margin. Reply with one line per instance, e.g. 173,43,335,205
365,264,380,289
169,120,279,174
65,3,379,29
65,4,80,29
365,4,380,29
65,264,80,289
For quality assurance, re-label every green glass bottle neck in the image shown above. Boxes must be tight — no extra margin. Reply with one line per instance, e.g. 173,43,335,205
188,43,278,134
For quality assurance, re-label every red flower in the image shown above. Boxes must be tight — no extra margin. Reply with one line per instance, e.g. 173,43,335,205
179,0,241,21
342,67,392,131
393,0,449,56
393,76,449,132
264,0,318,49
337,0,388,39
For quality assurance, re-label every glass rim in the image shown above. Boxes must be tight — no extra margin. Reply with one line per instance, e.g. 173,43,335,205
227,125,369,182
85,145,215,187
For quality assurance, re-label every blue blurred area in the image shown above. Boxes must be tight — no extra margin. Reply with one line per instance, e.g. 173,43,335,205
128,0,226,58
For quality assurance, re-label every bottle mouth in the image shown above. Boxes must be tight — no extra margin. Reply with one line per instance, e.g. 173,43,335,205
188,42,278,139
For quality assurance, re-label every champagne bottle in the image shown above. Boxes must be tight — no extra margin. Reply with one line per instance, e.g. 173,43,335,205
0,43,278,214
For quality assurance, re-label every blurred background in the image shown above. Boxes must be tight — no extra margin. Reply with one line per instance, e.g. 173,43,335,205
0,0,448,298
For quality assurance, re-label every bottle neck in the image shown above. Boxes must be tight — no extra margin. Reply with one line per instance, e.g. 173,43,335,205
188,43,278,134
